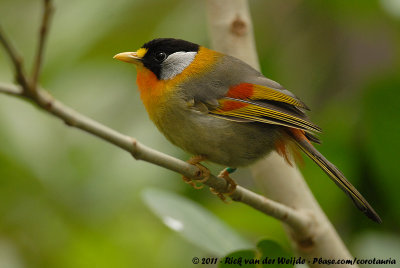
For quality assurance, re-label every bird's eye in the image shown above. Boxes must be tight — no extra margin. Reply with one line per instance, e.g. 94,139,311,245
154,52,167,62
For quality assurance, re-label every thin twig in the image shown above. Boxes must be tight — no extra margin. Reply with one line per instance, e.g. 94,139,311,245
31,0,54,89
0,83,23,96
0,26,30,91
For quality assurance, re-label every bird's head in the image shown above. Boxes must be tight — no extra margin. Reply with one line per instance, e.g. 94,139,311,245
114,38,201,81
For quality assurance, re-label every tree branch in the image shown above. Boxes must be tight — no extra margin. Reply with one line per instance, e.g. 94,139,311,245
0,27,30,91
206,0,357,266
0,82,312,235
31,0,54,89
0,81,313,234
0,2,313,236
0,82,23,97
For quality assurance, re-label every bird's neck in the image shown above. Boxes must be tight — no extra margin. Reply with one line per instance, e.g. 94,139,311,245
136,66,170,121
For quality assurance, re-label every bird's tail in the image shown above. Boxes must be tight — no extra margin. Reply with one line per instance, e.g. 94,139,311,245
287,128,382,223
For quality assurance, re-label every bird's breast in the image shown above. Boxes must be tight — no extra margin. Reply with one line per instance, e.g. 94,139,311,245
136,66,172,122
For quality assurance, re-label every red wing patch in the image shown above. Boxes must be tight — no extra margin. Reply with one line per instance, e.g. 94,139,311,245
226,82,308,109
226,83,254,99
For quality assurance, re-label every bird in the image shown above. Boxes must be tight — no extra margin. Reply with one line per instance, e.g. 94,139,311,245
114,38,381,223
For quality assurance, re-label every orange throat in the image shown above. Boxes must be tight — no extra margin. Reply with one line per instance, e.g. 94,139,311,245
136,66,168,120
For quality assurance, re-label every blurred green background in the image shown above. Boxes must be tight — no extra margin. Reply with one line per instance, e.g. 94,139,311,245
1,0,400,267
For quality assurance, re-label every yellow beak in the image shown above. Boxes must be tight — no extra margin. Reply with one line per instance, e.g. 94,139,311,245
113,52,141,64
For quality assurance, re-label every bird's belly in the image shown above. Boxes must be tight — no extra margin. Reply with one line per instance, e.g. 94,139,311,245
154,105,281,167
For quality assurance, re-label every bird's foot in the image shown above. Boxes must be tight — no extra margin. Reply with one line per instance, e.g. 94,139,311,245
210,167,237,203
182,155,210,189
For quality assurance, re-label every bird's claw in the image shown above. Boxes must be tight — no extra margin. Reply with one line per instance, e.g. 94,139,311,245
210,187,229,203
182,158,237,204
182,176,203,189
182,155,210,189
210,167,237,203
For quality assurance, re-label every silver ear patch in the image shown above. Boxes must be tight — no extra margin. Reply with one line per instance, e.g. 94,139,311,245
160,51,197,80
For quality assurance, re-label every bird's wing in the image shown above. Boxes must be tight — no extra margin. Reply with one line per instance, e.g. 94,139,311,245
206,82,321,134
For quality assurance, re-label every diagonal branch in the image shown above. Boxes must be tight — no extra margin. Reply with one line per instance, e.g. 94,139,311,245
0,82,313,238
31,0,54,89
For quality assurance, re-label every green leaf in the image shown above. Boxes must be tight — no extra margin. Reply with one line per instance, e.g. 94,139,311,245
257,240,293,268
142,188,253,256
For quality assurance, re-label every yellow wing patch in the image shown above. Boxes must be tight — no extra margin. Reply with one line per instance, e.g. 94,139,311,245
211,99,321,132
226,83,308,109
253,84,308,109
